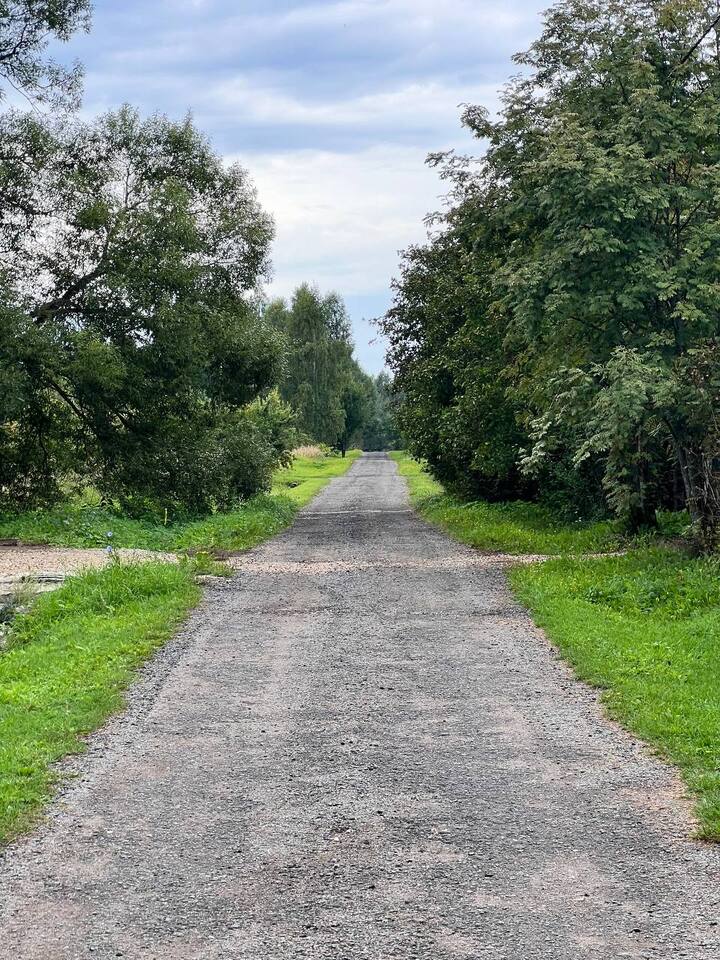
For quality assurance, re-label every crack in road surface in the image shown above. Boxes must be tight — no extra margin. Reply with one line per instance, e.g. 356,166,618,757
0,453,718,958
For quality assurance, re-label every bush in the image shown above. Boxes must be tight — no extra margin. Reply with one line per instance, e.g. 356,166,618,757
100,394,297,519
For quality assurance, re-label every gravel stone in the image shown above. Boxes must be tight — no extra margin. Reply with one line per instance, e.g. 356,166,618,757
0,547,176,581
0,452,718,958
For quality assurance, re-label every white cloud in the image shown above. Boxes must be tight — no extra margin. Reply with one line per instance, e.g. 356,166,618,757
211,78,500,131
57,0,546,370
236,144,448,299
253,0,529,33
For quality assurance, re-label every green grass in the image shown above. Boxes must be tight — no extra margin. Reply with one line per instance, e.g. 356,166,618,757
0,562,201,842
512,551,720,840
392,451,720,839
390,451,621,555
0,452,361,554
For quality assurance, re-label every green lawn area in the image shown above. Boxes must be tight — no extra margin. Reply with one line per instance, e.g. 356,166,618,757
0,451,361,554
393,451,720,840
0,562,200,842
512,552,720,840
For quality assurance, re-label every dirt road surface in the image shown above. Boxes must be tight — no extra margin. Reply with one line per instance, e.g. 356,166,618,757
0,453,718,958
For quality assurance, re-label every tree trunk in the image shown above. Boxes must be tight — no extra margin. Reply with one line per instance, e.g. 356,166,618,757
670,434,720,552
687,451,720,552
628,435,658,532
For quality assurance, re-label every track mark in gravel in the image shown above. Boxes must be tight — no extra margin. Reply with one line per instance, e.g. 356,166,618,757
232,555,546,574
0,452,719,959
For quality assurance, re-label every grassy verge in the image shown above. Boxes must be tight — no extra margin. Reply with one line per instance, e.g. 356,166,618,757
390,451,621,554
512,552,720,839
393,451,720,839
0,562,201,842
0,451,361,554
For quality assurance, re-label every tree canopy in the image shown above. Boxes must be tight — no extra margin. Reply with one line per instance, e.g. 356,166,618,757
0,107,293,514
267,284,374,454
0,0,91,107
382,0,720,544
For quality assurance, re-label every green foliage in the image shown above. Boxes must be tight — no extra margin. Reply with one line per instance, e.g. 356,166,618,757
512,550,720,839
0,0,91,108
0,107,292,515
267,285,372,450
0,562,200,841
384,0,720,541
338,378,368,456
381,193,529,499
361,372,402,451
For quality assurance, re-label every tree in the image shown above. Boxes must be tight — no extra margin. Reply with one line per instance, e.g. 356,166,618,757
385,0,720,542
0,0,91,108
338,371,369,457
0,107,290,514
361,373,402,451
488,0,720,537
381,170,531,499
270,285,371,450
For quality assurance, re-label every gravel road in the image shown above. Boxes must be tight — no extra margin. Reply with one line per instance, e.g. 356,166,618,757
0,452,719,959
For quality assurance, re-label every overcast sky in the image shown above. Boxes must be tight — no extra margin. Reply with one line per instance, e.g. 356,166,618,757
57,0,547,373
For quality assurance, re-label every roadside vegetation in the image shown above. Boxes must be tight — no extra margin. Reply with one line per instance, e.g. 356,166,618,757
0,562,201,842
265,286,400,457
382,0,720,550
0,7,391,526
512,551,720,840
0,451,360,554
391,453,622,555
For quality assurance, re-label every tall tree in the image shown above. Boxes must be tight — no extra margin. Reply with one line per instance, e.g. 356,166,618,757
270,285,369,450
381,171,530,499
0,107,289,513
361,373,402,451
385,0,720,542
489,0,720,538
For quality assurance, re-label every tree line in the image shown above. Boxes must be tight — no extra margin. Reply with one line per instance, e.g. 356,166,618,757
266,285,399,456
381,0,720,548
0,2,391,519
